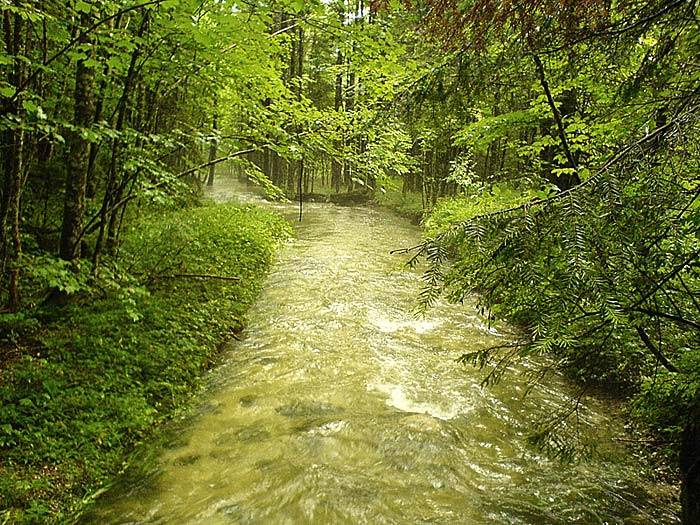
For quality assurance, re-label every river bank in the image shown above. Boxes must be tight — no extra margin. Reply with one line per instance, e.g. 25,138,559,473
0,202,290,524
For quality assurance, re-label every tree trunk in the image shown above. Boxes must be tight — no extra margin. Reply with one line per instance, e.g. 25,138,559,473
59,13,95,261
533,54,580,191
206,110,218,187
681,399,700,525
331,6,344,194
296,24,304,205
1,9,25,310
86,77,107,199
2,119,24,311
94,12,149,261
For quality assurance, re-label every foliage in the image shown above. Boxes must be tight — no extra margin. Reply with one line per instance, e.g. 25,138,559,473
421,113,700,458
424,183,540,236
370,1,700,518
0,203,290,523
633,347,700,455
2,0,699,520
373,177,425,221
0,0,312,309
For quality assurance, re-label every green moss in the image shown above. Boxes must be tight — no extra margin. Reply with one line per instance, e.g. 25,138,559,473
0,203,291,524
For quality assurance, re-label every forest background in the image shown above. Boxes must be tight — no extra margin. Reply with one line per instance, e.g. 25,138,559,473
0,0,698,522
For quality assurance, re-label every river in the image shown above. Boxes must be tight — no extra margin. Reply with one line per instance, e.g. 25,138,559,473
83,176,678,524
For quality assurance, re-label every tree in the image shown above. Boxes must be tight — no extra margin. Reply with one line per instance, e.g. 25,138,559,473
59,11,96,262
382,0,699,521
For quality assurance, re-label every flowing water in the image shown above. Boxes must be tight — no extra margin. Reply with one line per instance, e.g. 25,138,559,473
84,176,678,524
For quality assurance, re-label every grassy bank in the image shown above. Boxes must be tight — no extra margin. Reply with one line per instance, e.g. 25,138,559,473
372,185,425,224
0,203,291,524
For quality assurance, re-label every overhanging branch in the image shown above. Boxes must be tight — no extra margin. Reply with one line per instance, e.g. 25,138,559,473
174,148,256,179
635,326,679,373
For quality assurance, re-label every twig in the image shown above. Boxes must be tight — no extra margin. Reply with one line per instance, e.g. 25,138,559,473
613,437,678,444
153,273,241,281
12,0,166,101
635,325,679,373
459,117,679,223
389,243,424,255
633,307,700,331
174,149,255,179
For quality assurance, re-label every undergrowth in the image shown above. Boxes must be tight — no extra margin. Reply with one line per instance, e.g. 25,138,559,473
373,188,425,223
0,203,291,524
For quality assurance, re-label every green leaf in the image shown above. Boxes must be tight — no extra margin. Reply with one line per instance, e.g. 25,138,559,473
288,0,304,13
75,0,91,14
0,84,16,98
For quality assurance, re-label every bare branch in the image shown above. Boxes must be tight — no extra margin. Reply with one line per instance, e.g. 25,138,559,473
173,149,256,179
635,326,679,373
151,273,241,282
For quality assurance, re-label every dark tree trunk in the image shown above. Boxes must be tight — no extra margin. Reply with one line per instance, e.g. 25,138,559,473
206,110,218,187
59,13,95,261
262,147,270,179
2,120,24,311
271,152,281,186
94,12,149,261
296,24,304,203
331,6,344,194
681,399,700,525
1,9,25,310
86,77,107,199
533,54,580,192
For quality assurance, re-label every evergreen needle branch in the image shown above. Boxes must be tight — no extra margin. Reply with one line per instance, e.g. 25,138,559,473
599,0,688,36
539,0,689,55
452,111,692,225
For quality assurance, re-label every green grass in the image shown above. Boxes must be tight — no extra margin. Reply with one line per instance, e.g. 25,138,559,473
423,185,535,236
373,186,425,223
0,203,291,524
